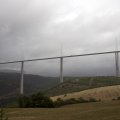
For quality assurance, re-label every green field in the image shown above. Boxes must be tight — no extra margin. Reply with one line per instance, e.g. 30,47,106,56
6,101,120,120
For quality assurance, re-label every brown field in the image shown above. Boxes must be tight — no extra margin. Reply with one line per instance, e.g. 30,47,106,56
51,85,120,101
6,101,120,120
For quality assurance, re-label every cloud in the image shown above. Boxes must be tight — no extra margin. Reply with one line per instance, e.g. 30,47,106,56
0,0,120,76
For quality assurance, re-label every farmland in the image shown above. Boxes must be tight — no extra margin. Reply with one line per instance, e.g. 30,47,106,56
6,101,120,120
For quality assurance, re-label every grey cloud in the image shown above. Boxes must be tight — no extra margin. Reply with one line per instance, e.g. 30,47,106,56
0,0,120,76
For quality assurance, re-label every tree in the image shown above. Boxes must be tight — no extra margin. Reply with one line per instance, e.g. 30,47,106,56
18,92,54,108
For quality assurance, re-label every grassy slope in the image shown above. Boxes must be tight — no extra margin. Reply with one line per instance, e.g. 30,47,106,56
6,101,120,120
51,85,120,101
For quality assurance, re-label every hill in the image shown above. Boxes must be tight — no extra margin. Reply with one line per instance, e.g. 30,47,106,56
6,101,120,120
1,74,120,104
51,85,120,101
0,71,59,104
46,76,120,96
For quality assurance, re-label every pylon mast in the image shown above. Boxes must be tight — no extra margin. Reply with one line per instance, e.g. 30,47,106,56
20,61,24,94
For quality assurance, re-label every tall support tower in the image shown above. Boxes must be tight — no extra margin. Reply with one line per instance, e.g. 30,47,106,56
60,57,63,83
20,61,24,94
115,39,119,77
60,43,64,83
115,51,119,77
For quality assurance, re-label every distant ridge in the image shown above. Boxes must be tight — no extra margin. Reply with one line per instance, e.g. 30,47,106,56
0,71,59,104
0,69,20,73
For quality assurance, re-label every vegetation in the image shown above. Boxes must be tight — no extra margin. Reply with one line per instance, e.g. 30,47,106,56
18,92,54,108
1,73,120,106
51,85,120,102
117,96,120,100
18,92,99,108
54,97,98,107
46,76,120,96
0,71,59,105
0,107,8,120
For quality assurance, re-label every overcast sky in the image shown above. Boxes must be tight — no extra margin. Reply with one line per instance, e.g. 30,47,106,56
0,0,120,76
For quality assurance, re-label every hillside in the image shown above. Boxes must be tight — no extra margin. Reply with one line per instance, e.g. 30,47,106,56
1,74,120,104
46,76,120,96
51,85,120,101
0,71,59,104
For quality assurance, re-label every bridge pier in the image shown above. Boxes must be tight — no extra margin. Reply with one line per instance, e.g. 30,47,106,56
20,61,24,95
60,57,63,83
115,52,119,77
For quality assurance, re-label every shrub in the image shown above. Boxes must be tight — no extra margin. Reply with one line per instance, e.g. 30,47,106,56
54,98,78,107
117,96,120,100
112,98,116,101
18,92,54,108
63,98,78,105
78,97,88,103
54,97,98,107
88,97,97,102
0,107,8,120
18,96,31,108
54,98,64,107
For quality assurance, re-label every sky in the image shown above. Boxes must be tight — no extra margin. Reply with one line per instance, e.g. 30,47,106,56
0,0,120,76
